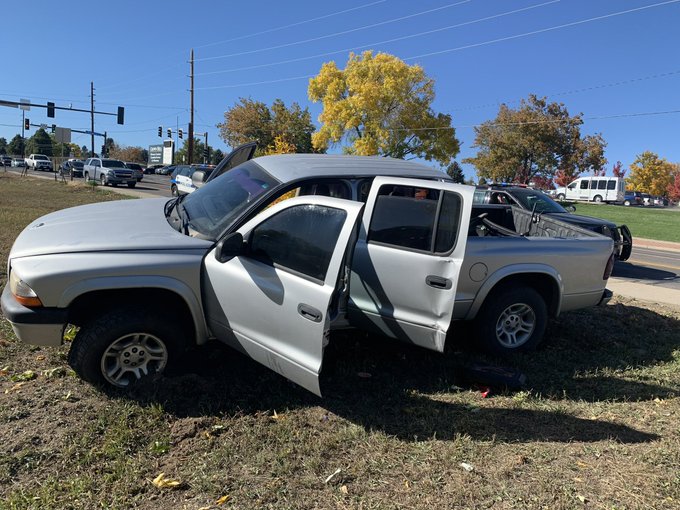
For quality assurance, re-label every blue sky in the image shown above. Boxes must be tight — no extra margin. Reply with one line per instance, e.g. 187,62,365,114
2,0,679,179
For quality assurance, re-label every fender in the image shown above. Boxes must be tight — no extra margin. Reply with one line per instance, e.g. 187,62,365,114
59,276,210,344
464,263,563,321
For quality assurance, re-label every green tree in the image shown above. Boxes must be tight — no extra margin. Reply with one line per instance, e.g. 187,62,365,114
218,98,317,155
210,149,225,165
0,137,7,155
464,95,606,184
25,128,53,156
627,151,675,195
176,138,207,164
8,135,25,156
445,161,465,183
308,51,459,165
81,145,90,158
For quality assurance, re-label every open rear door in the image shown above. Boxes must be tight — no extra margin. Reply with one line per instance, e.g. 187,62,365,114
203,195,363,396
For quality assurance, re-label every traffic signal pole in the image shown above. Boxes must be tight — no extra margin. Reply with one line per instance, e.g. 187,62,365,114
90,82,95,158
188,49,194,165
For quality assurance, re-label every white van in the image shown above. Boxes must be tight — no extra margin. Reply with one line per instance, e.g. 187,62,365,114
554,176,625,203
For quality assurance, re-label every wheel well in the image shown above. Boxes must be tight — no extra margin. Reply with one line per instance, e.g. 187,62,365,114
484,273,560,318
67,288,196,344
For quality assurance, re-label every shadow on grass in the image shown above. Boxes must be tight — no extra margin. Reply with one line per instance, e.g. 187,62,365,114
121,301,678,444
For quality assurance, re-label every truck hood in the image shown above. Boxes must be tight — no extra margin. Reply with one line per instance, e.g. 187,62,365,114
547,212,618,230
9,198,213,259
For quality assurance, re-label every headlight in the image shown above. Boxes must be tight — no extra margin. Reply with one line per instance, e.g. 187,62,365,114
9,270,43,307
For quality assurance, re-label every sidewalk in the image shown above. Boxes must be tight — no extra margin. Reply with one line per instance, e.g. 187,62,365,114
607,277,680,308
633,237,680,253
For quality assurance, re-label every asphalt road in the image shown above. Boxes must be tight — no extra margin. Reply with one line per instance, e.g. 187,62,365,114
613,246,680,291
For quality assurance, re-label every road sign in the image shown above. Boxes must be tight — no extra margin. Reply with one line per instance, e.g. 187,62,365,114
55,127,71,144
20,99,30,111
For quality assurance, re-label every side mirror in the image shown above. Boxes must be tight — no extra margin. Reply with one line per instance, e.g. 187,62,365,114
192,170,207,189
214,232,244,263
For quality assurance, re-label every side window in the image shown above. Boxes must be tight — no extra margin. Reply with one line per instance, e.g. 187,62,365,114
598,179,607,190
368,184,440,252
248,204,348,282
298,180,351,200
607,179,616,190
580,180,589,190
568,182,577,189
434,191,462,253
94,160,100,167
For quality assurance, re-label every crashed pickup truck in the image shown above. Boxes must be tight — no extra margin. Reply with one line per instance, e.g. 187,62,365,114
2,153,614,396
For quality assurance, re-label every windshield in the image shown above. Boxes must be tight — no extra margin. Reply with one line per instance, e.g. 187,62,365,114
102,159,126,168
35,155,49,161
180,160,280,239
510,189,567,213
72,161,84,168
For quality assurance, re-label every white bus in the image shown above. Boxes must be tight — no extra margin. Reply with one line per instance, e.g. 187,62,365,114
553,176,625,203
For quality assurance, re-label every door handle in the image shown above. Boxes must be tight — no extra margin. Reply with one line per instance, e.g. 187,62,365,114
298,304,323,323
426,275,452,290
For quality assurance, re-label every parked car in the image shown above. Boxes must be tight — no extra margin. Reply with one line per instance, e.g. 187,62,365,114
125,162,145,182
474,185,632,260
59,159,85,178
82,158,136,187
623,190,643,206
2,153,614,393
641,193,652,206
1,155,11,166
145,164,164,174
155,165,175,176
11,158,26,167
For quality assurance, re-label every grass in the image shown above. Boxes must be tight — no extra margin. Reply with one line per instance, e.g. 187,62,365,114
0,173,679,509
566,202,680,243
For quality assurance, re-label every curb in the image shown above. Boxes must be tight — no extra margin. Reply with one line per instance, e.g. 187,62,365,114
607,277,680,308
633,237,680,253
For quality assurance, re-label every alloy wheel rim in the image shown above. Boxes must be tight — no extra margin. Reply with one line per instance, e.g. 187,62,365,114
495,303,536,348
100,333,168,387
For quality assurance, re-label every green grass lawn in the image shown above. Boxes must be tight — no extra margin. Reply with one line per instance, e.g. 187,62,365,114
566,203,680,243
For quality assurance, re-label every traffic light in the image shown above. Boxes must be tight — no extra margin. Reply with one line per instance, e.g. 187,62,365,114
51,124,56,133
47,102,55,118
117,106,124,125
158,126,162,137
178,129,183,139
167,128,171,138
203,147,209,159
24,118,30,130
101,145,107,157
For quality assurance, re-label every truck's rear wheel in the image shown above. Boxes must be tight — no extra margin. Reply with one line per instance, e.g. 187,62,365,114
68,307,185,389
556,193,565,201
475,287,547,355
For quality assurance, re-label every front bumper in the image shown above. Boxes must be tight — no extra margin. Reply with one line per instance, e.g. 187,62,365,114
1,284,67,346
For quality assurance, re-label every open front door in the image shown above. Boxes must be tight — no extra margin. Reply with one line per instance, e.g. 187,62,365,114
348,177,474,352
203,141,257,186
203,196,364,396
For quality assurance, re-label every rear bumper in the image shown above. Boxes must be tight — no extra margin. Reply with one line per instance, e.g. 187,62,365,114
597,288,613,306
1,284,66,346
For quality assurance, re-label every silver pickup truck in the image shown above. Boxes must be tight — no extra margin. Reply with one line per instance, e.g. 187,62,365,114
2,154,614,395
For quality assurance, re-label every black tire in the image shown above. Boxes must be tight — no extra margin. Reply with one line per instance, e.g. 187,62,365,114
100,174,106,186
68,307,186,389
624,200,631,206
474,286,547,356
556,193,565,201
171,184,178,196
127,182,136,188
593,195,603,203
84,172,89,181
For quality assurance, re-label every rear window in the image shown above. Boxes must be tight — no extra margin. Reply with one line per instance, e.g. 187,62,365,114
102,159,126,168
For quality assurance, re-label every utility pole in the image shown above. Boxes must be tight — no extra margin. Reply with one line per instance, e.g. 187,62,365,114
188,49,194,165
21,110,25,157
90,82,95,158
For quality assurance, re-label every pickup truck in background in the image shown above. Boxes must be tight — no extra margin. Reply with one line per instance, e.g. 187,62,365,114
24,154,53,172
82,157,137,188
2,154,614,396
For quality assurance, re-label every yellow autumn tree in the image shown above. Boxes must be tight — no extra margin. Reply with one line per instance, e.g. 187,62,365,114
265,135,297,155
626,151,675,195
308,51,459,166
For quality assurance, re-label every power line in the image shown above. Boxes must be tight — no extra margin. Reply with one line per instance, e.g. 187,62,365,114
196,0,558,77
194,0,390,50
195,0,680,92
406,0,680,61
195,0,473,62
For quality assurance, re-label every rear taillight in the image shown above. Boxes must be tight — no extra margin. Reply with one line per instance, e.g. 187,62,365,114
603,252,615,280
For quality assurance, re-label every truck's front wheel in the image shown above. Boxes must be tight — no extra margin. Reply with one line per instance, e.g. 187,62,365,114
475,287,547,355
68,307,185,389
